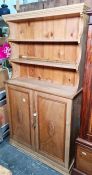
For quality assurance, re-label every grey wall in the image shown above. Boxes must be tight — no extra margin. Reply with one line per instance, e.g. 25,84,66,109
0,0,40,13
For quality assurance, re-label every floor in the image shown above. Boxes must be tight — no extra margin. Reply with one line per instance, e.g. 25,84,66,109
0,137,62,175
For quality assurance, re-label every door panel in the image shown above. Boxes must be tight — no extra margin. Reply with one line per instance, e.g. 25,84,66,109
8,86,32,147
35,92,66,162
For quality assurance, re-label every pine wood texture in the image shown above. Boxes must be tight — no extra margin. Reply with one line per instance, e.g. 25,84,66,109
5,82,76,174
8,87,32,147
3,3,89,91
4,4,89,174
5,77,78,99
35,92,66,162
10,58,78,70
3,3,87,22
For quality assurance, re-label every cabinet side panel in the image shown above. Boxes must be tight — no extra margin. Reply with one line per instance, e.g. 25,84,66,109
8,22,19,39
10,43,19,58
70,92,82,165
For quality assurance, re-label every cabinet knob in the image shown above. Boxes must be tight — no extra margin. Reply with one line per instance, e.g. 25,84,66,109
81,152,87,156
22,98,26,102
33,113,37,117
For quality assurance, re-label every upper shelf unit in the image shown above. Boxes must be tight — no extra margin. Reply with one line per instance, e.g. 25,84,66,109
3,3,89,91
3,3,88,43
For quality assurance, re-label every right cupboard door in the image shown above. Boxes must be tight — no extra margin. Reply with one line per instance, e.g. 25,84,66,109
35,92,67,163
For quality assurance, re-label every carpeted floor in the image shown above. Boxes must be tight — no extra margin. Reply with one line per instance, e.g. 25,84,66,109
0,138,62,175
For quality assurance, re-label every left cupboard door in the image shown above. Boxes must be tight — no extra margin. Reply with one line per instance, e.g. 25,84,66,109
6,85,34,148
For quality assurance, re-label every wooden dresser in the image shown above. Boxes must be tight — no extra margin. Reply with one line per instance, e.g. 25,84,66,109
3,4,88,175
72,10,92,175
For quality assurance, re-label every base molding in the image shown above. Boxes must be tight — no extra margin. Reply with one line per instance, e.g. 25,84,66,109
10,138,73,175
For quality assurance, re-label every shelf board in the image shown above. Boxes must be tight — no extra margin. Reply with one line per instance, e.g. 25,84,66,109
8,38,79,44
10,58,78,70
6,77,78,99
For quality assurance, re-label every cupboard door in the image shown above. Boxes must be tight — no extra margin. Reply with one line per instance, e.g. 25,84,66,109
35,92,67,163
8,85,33,147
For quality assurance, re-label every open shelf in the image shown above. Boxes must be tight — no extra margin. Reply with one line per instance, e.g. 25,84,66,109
6,77,78,99
8,38,80,44
10,58,78,70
